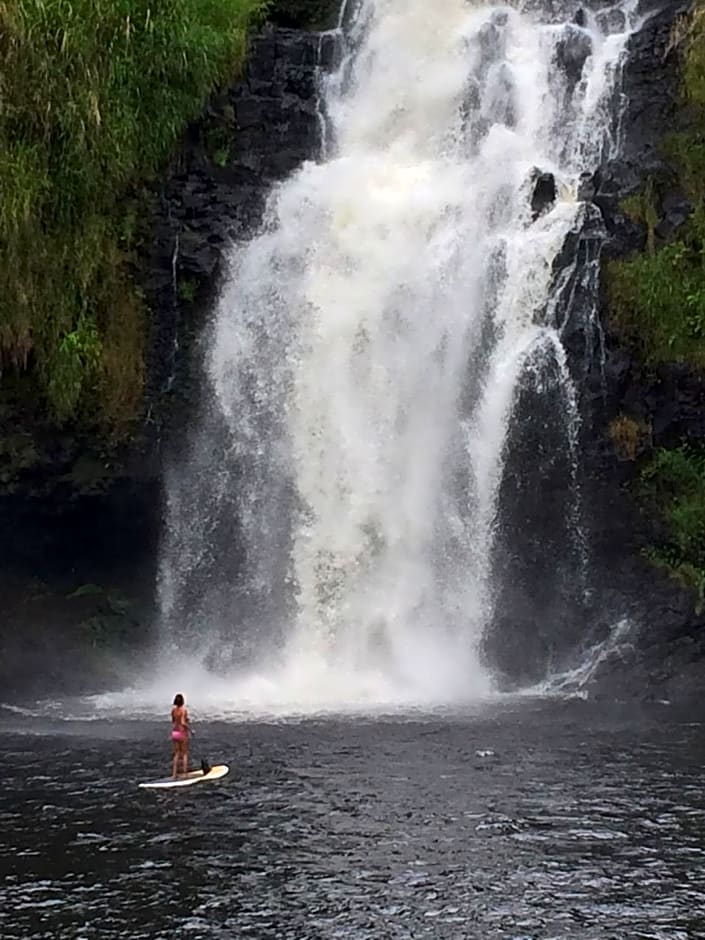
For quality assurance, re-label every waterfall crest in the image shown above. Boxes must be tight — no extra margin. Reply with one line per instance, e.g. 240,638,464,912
158,0,640,712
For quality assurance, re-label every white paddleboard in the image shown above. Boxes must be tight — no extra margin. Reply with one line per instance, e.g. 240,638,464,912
139,764,229,790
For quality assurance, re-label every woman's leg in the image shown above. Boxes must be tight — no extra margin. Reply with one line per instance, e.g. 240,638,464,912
172,743,179,779
181,740,189,775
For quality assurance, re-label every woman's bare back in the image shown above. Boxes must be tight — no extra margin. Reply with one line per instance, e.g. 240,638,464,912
171,704,188,731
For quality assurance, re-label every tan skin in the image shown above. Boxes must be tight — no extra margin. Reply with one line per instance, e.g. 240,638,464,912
171,700,190,778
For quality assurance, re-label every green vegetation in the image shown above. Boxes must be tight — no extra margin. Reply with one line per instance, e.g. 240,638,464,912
607,4,705,368
204,122,233,167
607,225,705,367
619,177,659,255
177,277,199,304
0,0,268,430
638,446,705,610
606,6,705,600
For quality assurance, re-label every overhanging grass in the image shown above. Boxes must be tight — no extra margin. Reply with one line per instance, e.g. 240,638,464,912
0,0,268,428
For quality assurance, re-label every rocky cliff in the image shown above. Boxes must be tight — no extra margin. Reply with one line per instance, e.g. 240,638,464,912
487,0,705,702
585,0,705,702
0,26,335,697
3,2,704,703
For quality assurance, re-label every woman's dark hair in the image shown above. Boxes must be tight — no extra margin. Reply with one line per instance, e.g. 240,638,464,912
173,693,184,707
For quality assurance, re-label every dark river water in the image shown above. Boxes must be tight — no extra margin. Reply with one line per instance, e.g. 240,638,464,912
1,698,704,939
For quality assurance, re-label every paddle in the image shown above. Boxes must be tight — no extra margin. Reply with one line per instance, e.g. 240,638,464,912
188,726,211,775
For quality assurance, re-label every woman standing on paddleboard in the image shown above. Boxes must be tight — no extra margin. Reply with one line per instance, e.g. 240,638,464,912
171,693,190,778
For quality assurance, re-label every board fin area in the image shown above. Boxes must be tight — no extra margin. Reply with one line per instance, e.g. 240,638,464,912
139,764,229,790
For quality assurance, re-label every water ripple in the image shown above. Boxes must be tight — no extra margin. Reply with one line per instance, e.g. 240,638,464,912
1,700,704,939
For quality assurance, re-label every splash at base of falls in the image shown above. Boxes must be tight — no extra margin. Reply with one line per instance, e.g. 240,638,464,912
73,657,494,721
77,615,633,720
532,617,636,699
86,638,494,719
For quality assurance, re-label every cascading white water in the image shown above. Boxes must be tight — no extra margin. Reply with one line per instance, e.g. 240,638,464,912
157,0,641,713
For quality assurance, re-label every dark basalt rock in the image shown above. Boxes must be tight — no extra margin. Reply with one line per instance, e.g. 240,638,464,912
143,26,330,430
578,1,690,256
654,192,693,240
596,8,626,33
554,24,592,88
530,170,557,220
619,0,691,167
578,2,705,695
634,364,705,447
576,171,595,202
589,159,648,258
266,0,339,31
559,211,607,365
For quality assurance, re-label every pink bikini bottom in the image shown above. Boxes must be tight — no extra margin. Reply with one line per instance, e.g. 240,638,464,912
171,730,187,742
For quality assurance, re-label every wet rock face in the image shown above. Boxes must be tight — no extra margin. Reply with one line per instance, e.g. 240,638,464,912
581,0,705,703
619,1,691,165
581,2,699,454
487,1,705,697
144,27,335,419
530,170,557,220
562,1,690,262
654,192,693,241
589,159,647,258
554,24,593,88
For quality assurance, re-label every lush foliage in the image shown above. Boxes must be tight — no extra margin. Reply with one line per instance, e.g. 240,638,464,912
607,216,705,367
638,446,705,608
0,0,267,427
607,4,705,367
607,6,705,601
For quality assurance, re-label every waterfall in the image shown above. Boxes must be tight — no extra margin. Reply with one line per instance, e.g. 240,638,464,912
158,0,640,711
